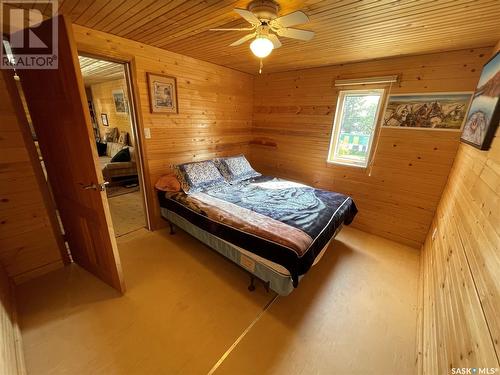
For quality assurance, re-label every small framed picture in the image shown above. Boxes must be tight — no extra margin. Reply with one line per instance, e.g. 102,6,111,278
101,113,109,126
147,72,178,114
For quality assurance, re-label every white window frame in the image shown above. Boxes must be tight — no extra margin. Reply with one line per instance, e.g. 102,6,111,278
327,89,385,168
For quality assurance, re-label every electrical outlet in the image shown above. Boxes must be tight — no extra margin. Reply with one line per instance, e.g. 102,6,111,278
432,227,438,241
144,128,151,139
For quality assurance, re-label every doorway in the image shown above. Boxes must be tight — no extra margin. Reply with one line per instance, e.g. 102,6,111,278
78,55,148,238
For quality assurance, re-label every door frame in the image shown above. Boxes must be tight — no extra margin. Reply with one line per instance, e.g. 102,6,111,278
78,51,152,231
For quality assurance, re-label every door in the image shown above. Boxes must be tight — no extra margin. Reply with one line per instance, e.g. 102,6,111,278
8,15,125,292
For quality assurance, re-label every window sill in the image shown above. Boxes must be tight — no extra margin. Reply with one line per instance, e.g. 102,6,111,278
326,160,368,169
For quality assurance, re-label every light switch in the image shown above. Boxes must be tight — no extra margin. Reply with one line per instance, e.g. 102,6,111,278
144,128,151,139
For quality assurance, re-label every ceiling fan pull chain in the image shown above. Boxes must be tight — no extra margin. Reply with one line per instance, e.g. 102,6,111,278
259,59,263,74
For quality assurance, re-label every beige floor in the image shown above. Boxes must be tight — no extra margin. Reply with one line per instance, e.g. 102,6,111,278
16,226,420,375
107,190,146,237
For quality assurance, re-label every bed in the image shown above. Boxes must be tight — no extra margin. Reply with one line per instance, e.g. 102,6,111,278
157,170,357,296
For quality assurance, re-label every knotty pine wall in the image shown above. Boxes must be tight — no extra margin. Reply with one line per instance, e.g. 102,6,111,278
73,25,254,229
89,79,134,145
0,264,26,375
418,42,500,374
0,263,25,374
251,47,493,248
0,71,65,283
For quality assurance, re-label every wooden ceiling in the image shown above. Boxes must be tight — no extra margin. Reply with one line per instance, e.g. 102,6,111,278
8,0,500,73
78,56,124,85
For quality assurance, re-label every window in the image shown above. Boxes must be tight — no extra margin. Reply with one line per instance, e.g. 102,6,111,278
327,89,384,168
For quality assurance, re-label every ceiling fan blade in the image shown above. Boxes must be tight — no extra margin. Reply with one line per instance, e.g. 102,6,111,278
271,11,309,28
268,34,282,48
234,8,261,26
210,27,255,31
276,27,315,41
229,33,256,46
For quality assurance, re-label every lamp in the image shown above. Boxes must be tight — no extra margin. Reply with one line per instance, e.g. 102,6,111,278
250,36,274,58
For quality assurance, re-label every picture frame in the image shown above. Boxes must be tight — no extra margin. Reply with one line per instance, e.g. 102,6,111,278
101,113,109,126
147,72,179,114
460,51,500,150
382,92,472,131
112,89,127,113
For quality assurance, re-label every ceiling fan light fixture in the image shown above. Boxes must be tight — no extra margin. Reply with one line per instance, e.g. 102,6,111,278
250,36,274,58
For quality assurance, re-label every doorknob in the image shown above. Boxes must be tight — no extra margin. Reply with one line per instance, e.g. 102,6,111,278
80,182,109,191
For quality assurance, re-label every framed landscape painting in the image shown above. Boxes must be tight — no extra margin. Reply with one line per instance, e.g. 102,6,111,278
461,51,500,150
383,93,472,130
147,73,178,114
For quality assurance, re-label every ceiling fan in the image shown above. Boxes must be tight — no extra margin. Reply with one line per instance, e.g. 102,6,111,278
210,0,314,71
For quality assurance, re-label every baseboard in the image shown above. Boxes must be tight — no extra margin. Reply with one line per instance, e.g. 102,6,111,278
12,260,64,285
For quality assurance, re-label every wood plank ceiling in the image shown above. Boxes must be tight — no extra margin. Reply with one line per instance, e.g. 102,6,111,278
8,0,500,73
78,56,124,85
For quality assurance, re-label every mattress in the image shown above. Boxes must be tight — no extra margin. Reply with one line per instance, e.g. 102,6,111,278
238,236,332,275
157,176,357,288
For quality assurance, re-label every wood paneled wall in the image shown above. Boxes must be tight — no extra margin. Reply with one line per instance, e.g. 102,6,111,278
418,42,500,374
72,24,254,229
251,47,493,248
0,263,25,374
89,78,134,145
0,71,65,283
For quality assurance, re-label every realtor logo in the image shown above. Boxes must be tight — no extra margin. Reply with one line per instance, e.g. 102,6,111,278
0,0,58,69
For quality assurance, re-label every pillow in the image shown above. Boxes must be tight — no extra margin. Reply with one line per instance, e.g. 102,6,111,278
106,142,123,158
214,155,261,183
155,174,181,192
174,160,226,193
110,147,130,162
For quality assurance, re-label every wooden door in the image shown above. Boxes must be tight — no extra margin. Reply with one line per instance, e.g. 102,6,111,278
8,15,125,292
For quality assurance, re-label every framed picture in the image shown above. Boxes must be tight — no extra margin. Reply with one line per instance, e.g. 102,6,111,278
383,92,472,130
147,72,178,113
461,51,500,150
112,89,127,113
101,113,109,126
